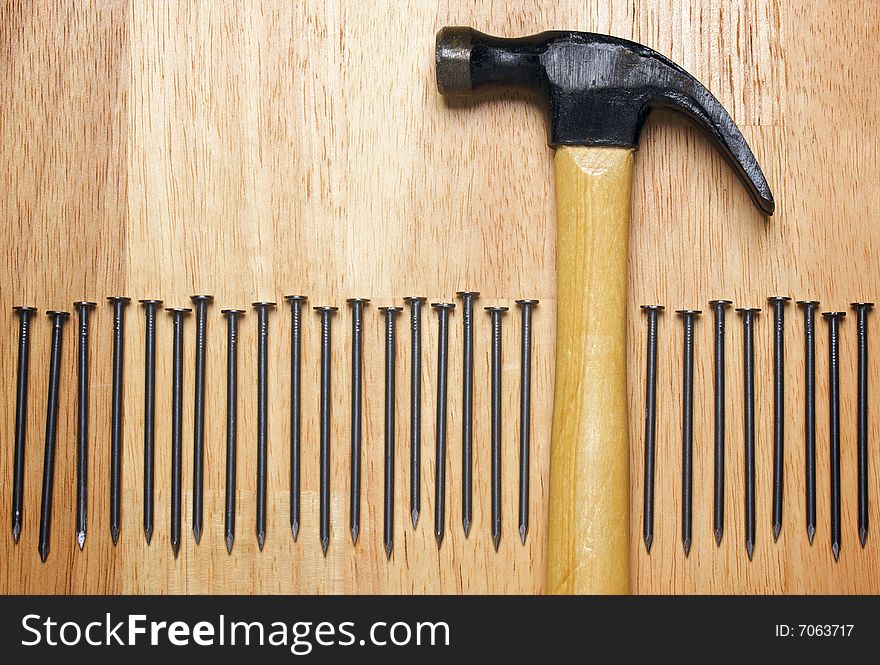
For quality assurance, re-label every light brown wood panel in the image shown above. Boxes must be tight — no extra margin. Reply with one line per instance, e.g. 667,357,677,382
0,0,878,593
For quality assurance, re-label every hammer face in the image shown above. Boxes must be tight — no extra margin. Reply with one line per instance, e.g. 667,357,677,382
435,27,775,215
435,27,473,97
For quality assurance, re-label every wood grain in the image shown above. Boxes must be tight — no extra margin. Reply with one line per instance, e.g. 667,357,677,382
0,0,878,594
549,146,633,594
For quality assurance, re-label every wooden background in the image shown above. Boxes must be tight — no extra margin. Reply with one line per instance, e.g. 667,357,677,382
0,0,877,594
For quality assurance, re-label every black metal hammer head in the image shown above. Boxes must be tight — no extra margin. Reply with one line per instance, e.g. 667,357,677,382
436,27,774,215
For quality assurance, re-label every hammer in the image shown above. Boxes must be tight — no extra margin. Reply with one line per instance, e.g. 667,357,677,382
435,27,774,594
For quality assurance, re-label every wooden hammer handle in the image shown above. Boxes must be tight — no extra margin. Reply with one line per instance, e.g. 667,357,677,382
547,146,634,594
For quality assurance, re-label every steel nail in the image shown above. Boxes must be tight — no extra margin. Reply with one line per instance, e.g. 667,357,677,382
190,295,213,545
107,296,130,546
380,306,403,558
285,295,308,542
166,307,191,557
767,296,791,542
403,297,427,529
852,302,874,547
486,305,508,550
38,311,69,562
314,306,338,556
431,302,455,547
677,309,701,556
515,299,539,545
708,300,732,546
73,301,97,550
11,306,37,544
456,291,479,537
823,311,846,561
221,309,245,553
252,301,276,551
346,298,369,545
641,304,664,552
797,300,819,545
736,307,761,561
139,299,162,545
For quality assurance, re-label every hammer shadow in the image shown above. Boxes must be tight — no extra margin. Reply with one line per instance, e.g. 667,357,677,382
440,87,548,118
642,109,771,222
441,90,772,222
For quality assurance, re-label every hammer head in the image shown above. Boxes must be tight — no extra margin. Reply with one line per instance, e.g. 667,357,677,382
436,27,774,214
